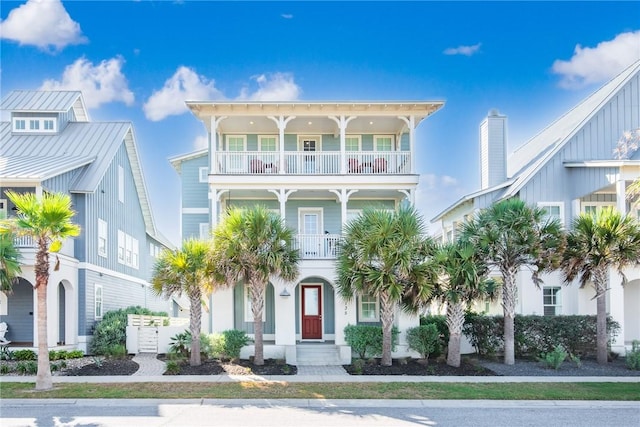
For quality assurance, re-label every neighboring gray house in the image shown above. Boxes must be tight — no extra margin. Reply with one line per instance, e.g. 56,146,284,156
433,60,640,354
0,90,172,352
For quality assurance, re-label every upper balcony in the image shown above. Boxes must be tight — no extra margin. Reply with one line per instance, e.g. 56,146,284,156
13,235,75,258
214,150,410,175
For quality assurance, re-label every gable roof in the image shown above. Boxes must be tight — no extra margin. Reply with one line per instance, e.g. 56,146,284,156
1,90,89,121
433,60,640,223
168,149,208,174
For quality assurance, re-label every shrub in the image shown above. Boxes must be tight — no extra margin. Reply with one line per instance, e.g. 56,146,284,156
0,347,14,361
0,363,10,374
165,360,181,375
169,330,192,358
67,350,84,359
626,340,640,371
351,358,365,375
16,360,37,374
222,330,250,361
540,345,568,369
406,324,441,361
90,306,167,355
463,314,621,358
344,325,398,359
13,349,36,361
420,315,449,356
106,344,127,359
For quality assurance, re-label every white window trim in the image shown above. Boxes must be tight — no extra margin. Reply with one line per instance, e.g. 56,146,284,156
297,135,322,151
345,135,362,152
12,117,57,133
298,208,324,235
199,167,209,183
258,135,279,151
358,295,380,322
118,165,125,203
537,202,565,226
543,286,562,316
98,218,108,258
94,284,103,320
12,118,27,132
374,135,394,151
117,230,125,264
581,201,615,214
225,135,247,151
132,237,139,269
244,285,266,322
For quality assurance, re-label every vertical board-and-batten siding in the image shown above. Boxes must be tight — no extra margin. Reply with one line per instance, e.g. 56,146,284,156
519,74,640,209
42,167,83,194
233,283,276,334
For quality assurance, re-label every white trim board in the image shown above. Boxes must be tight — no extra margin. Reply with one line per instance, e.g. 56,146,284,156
78,262,150,286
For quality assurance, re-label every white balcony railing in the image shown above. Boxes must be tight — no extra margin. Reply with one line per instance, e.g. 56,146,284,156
294,234,341,259
13,236,75,257
214,151,411,175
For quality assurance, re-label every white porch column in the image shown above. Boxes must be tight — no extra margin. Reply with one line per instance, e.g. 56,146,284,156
572,198,582,222
616,178,627,214
209,116,226,174
211,287,235,333
608,268,626,354
330,189,358,229
268,189,297,222
209,188,229,229
268,115,296,174
329,115,356,174
271,277,297,346
398,189,415,206
398,115,416,173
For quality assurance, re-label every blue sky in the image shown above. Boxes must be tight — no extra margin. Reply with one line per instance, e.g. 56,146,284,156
2,1,639,244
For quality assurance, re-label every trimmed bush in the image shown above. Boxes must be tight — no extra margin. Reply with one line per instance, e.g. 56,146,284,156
13,349,36,361
90,306,167,356
344,324,399,359
221,330,250,361
406,324,441,361
67,350,84,359
419,315,449,358
626,340,640,371
463,314,621,358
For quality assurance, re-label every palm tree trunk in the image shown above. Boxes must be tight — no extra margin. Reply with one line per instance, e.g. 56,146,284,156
379,291,394,366
189,290,202,366
501,267,517,365
250,281,265,366
594,268,609,364
35,242,52,390
446,301,465,368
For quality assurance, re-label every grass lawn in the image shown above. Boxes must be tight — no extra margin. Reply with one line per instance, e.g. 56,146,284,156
1,382,638,400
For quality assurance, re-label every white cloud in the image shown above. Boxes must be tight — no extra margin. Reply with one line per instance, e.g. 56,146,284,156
40,57,134,109
281,13,293,19
0,0,87,51
414,173,464,231
143,66,224,121
443,43,481,56
193,134,208,150
237,73,301,101
552,30,640,89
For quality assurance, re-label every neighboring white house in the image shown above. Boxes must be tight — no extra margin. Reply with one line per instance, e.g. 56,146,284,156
433,60,640,355
0,90,173,352
170,100,444,364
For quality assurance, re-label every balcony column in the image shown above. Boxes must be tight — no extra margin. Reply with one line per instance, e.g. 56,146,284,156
398,115,416,173
268,115,296,174
268,189,297,222
330,189,358,228
329,115,356,174
616,177,627,215
209,116,226,173
209,188,229,229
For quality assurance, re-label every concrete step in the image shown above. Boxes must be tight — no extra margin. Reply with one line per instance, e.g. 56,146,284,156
296,345,343,366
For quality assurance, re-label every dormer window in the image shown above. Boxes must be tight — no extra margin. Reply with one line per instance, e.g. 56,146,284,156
13,117,57,133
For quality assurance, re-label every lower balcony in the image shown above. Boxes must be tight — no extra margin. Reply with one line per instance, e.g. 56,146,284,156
294,234,341,260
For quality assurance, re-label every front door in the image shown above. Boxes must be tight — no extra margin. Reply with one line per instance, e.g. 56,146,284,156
301,138,317,173
299,208,322,257
301,284,322,339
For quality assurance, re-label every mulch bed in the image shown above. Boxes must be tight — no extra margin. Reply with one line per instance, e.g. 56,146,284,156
63,356,139,376
343,358,493,376
163,358,298,376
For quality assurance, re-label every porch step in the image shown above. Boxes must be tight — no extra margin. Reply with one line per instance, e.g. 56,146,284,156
296,344,343,366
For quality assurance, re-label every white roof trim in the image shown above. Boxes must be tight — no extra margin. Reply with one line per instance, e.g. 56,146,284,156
168,149,208,173
564,160,640,168
431,180,513,222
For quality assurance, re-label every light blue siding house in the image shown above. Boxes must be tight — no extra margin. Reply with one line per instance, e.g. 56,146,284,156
434,60,640,354
170,100,443,364
0,90,172,352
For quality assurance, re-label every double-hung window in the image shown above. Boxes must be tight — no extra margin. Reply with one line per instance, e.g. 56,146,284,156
98,219,107,257
374,136,393,152
359,295,379,322
543,287,562,316
94,284,103,319
538,202,564,226
117,230,125,264
345,136,361,152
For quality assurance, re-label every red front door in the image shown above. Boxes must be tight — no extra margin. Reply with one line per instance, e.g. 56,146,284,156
301,285,322,339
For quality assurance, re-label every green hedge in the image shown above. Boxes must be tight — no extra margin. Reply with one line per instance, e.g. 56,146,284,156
90,306,167,356
419,315,449,358
344,324,398,359
462,313,621,358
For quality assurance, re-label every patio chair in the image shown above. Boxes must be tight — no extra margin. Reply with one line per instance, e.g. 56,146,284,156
372,157,387,173
0,322,10,345
347,158,360,173
249,159,265,173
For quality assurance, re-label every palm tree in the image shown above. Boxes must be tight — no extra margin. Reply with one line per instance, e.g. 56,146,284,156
460,198,565,365
0,230,22,293
431,241,497,367
152,238,215,366
336,206,435,366
212,206,299,366
0,191,80,390
562,207,640,364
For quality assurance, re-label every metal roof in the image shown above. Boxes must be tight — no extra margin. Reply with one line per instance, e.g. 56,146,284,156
0,155,95,180
2,90,78,112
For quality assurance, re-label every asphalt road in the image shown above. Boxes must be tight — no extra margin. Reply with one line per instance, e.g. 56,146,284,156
1,399,638,427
